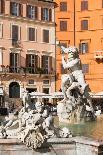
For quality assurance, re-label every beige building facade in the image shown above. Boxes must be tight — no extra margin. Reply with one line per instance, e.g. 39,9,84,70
0,0,56,107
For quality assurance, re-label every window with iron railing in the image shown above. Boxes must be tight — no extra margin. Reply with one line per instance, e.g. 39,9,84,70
41,55,52,74
26,5,38,19
10,2,23,17
10,53,19,73
26,54,38,74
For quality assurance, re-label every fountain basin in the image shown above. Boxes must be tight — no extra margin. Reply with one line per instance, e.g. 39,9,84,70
0,137,103,155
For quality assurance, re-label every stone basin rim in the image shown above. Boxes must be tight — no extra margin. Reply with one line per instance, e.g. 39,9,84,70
0,137,103,147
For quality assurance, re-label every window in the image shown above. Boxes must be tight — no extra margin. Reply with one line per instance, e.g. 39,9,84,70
26,54,38,74
61,64,67,74
79,42,88,54
27,5,38,19
102,0,103,8
28,79,35,85
81,1,88,11
60,2,67,11
10,53,19,73
60,21,67,31
43,80,50,85
41,8,52,21
60,40,70,48
82,64,89,73
12,25,19,46
81,20,88,30
42,55,52,74
28,27,36,41
9,82,20,98
10,2,22,16
0,23,3,38
43,29,49,43
43,88,49,103
0,0,5,14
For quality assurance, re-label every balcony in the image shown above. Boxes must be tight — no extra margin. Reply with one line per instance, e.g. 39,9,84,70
0,66,55,76
94,51,103,59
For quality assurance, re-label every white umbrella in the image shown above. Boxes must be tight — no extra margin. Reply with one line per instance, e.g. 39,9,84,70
29,92,51,98
50,92,64,98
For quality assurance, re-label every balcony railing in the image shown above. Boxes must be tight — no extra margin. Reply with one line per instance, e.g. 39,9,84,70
0,66,55,75
94,51,103,59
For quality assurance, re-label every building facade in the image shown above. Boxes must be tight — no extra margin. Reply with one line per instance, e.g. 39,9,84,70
0,0,56,107
55,0,103,93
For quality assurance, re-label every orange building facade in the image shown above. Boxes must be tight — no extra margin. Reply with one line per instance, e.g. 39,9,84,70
55,0,103,93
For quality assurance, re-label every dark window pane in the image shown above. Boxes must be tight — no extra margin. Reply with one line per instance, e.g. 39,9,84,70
43,29,49,43
60,2,67,11
12,25,19,45
82,64,89,73
60,21,67,31
81,20,88,30
0,0,5,14
27,5,38,19
28,28,35,41
10,2,22,16
26,54,38,74
79,43,88,54
41,8,52,21
81,1,88,11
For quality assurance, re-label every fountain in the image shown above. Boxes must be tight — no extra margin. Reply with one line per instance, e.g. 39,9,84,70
0,46,103,155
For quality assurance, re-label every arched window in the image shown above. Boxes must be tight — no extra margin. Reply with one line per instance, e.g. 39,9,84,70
9,82,20,98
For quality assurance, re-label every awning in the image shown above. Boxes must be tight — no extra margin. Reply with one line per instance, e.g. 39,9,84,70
0,87,3,95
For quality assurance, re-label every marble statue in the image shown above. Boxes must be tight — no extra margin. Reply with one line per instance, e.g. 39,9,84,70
0,96,72,150
57,45,95,123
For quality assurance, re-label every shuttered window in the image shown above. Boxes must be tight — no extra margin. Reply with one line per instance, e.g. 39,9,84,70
60,21,67,31
41,8,52,21
0,0,5,14
79,42,88,54
12,25,19,45
60,2,67,11
28,28,35,41
82,64,89,73
26,5,38,19
81,20,88,30
10,53,19,73
81,1,88,11
10,2,23,17
43,29,49,43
